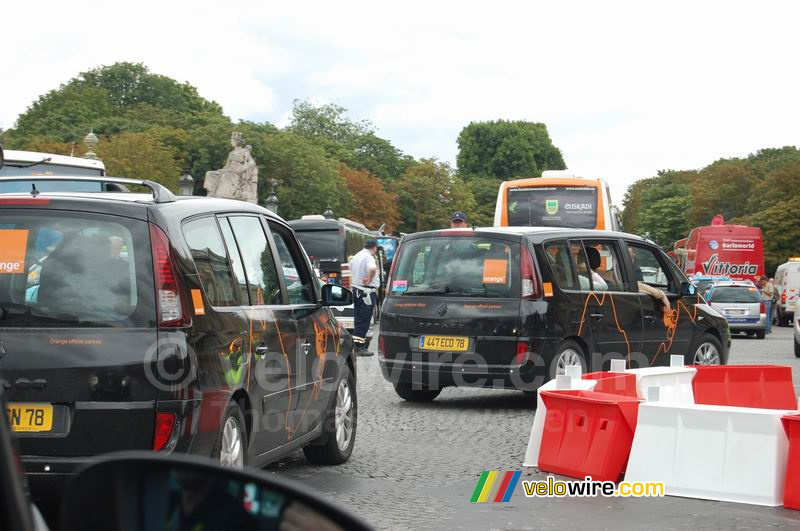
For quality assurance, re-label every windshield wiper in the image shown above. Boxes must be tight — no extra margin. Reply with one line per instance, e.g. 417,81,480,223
8,157,52,168
405,286,450,296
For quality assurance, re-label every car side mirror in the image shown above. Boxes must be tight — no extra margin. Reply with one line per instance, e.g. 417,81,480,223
321,283,353,306
60,453,372,531
679,281,696,297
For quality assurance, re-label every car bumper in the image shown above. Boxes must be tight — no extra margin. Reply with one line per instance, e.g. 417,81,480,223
378,357,545,391
22,456,98,500
725,316,765,331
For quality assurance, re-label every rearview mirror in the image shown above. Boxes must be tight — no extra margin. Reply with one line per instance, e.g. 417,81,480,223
679,281,697,297
321,283,353,306
60,453,371,531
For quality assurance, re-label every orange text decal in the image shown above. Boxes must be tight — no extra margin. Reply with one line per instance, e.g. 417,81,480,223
482,259,508,284
0,230,29,274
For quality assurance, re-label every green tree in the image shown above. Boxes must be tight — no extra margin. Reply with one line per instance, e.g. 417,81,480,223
456,120,566,181
397,159,476,232
734,202,800,274
95,132,182,191
689,159,758,226
340,164,401,232
261,132,352,221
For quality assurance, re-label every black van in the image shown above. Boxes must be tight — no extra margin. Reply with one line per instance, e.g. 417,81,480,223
378,227,730,401
290,216,386,329
0,177,357,499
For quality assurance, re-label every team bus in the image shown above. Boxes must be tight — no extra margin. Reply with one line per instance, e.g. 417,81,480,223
493,171,621,231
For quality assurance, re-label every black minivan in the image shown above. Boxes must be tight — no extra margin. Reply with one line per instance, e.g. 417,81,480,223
378,227,730,401
0,177,357,499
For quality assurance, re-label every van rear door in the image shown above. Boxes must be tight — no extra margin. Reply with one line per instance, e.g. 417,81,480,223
381,234,522,367
0,208,159,457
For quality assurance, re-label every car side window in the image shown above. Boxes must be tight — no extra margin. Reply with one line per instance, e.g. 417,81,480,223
542,240,578,290
581,240,627,292
218,218,251,305
182,217,239,307
268,222,315,305
628,243,676,292
567,240,594,291
228,216,282,305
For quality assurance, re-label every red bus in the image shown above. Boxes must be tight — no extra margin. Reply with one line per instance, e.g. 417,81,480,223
673,215,764,283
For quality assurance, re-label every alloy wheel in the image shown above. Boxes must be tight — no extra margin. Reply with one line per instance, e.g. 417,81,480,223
220,416,244,468
334,378,355,452
693,342,721,365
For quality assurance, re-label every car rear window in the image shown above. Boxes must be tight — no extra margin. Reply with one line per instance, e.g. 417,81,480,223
708,286,761,303
391,237,520,298
0,211,154,327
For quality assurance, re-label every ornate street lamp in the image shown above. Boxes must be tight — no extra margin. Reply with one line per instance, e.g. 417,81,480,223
179,173,194,196
83,130,99,160
323,205,336,219
264,178,279,214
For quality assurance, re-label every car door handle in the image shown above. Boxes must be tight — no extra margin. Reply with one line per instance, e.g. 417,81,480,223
644,315,657,323
589,313,604,321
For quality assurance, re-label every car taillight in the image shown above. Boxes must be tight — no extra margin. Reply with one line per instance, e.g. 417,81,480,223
760,301,766,314
520,246,541,299
515,341,529,365
153,412,176,451
341,266,351,288
0,198,51,205
379,335,387,358
782,292,787,304
150,224,190,327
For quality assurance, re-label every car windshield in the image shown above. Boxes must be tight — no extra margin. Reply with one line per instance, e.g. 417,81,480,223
507,185,597,228
294,230,342,262
708,286,761,303
0,211,154,327
391,237,520,298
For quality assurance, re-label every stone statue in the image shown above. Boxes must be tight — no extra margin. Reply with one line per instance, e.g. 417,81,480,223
204,132,259,203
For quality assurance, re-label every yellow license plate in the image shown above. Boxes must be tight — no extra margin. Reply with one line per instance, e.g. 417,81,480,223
419,335,469,352
7,404,53,432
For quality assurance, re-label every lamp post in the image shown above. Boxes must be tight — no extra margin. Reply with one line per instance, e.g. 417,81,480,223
83,130,99,160
179,173,194,196
323,205,336,219
264,178,279,214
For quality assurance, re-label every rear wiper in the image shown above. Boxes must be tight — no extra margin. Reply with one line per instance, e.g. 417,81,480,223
405,286,450,295
9,157,52,168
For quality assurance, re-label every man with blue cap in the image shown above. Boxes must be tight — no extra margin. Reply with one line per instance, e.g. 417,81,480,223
349,240,380,355
450,211,468,228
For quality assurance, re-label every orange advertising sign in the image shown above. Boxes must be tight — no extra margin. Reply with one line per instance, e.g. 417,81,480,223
482,259,508,284
0,230,29,274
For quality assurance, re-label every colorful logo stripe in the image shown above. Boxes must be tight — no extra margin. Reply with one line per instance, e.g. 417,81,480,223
470,471,521,502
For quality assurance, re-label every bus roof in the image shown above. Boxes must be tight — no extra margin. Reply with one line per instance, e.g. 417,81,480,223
503,176,606,189
2,149,106,172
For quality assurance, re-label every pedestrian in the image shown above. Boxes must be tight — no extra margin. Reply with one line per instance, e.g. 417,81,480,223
450,211,468,228
349,240,380,356
759,275,774,335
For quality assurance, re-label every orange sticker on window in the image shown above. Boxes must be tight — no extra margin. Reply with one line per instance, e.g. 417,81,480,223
543,282,554,297
0,230,29,274
482,259,508,284
191,289,206,316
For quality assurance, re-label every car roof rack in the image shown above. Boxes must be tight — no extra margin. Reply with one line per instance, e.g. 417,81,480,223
0,175,176,203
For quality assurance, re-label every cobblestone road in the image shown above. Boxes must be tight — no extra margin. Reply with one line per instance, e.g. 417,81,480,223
268,327,800,530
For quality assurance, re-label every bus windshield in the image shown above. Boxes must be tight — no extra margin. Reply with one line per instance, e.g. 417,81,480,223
506,185,598,228
294,230,342,262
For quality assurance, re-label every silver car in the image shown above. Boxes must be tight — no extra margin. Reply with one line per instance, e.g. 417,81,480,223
705,281,766,339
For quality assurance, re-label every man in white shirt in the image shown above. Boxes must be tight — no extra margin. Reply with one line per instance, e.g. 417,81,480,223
349,240,380,355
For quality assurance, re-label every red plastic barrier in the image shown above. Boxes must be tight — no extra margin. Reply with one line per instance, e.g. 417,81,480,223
539,390,641,482
583,371,638,398
783,414,800,510
691,365,797,410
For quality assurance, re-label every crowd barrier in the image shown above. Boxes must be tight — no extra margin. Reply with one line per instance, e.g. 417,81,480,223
782,414,800,510
692,365,797,410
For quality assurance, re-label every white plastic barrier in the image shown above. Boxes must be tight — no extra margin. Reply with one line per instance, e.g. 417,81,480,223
626,366,697,404
522,368,597,467
625,402,795,506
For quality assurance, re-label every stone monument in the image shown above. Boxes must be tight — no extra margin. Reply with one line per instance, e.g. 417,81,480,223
204,132,259,203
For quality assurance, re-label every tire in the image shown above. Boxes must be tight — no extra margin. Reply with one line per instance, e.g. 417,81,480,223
304,365,357,465
778,308,790,327
550,339,587,380
795,336,800,358
692,333,725,365
756,330,766,340
211,401,247,469
393,382,441,402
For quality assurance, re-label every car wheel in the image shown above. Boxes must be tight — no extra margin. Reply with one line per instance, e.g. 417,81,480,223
212,401,247,469
795,336,800,358
304,365,357,465
393,382,441,402
550,339,587,380
756,330,766,339
778,308,789,327
692,334,724,365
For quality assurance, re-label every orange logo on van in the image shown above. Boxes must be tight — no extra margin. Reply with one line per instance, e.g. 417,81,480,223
0,230,28,275
482,259,508,284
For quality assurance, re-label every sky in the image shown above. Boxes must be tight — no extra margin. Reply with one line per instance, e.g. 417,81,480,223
3,0,800,203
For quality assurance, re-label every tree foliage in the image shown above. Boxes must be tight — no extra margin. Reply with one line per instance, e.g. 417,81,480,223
339,165,401,232
397,159,476,232
95,132,183,191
